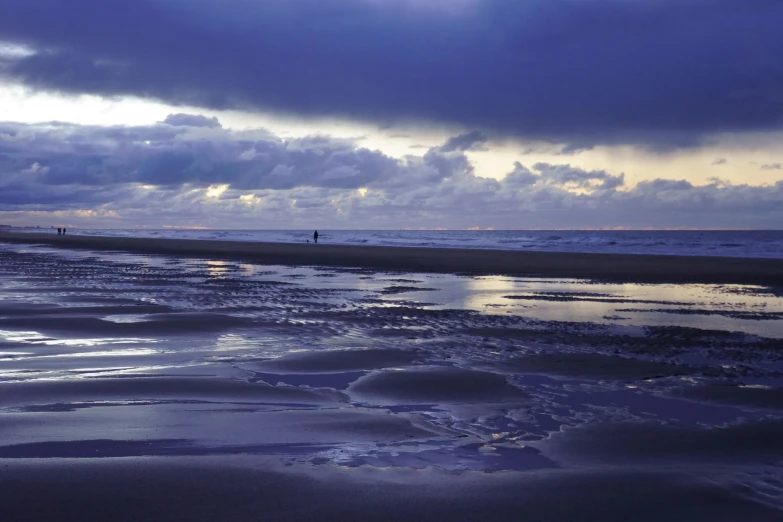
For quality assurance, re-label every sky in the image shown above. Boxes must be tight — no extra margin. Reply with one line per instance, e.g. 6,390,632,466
1,0,782,230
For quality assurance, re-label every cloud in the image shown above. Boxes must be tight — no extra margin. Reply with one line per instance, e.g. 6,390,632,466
1,120,783,229
712,158,727,165
1,0,782,150
532,163,625,190
440,131,488,153
503,162,538,187
557,143,596,156
162,113,222,129
761,163,781,170
0,120,394,191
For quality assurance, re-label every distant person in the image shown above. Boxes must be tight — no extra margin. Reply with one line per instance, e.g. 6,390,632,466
313,230,319,244
57,228,61,235
63,228,67,235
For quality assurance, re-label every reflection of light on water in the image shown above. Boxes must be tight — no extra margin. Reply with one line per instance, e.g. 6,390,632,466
313,443,378,465
35,348,160,359
214,333,312,357
463,276,520,311
214,333,266,353
101,315,151,323
0,330,46,343
0,370,57,380
0,330,157,347
1,364,182,382
207,260,230,276
136,255,159,267
363,301,412,309
239,263,278,277
428,276,783,337
94,363,210,378
36,338,157,347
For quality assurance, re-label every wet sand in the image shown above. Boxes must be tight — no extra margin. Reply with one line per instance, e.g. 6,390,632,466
1,240,782,520
2,458,781,522
3,230,783,284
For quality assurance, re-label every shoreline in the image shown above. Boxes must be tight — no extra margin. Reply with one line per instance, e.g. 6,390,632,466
3,231,783,285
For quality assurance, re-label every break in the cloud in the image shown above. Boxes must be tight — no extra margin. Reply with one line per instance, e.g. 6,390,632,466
1,0,782,150
2,117,782,229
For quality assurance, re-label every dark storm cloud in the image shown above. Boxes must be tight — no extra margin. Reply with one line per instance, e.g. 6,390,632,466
0,184,117,209
2,119,783,229
1,0,782,149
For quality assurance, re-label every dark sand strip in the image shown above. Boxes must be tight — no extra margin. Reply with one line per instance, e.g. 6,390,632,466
541,419,783,464
0,458,778,522
675,384,783,410
349,366,528,404
490,353,696,381
0,377,345,406
3,231,783,284
0,408,439,448
0,302,175,317
247,348,421,373
0,312,254,336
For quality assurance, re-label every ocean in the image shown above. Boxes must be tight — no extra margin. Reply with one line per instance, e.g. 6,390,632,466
17,228,783,258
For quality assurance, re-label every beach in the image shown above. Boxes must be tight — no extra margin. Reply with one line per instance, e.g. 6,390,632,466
1,234,782,520
3,231,783,284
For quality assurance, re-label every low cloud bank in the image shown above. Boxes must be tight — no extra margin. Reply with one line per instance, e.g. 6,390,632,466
1,117,782,229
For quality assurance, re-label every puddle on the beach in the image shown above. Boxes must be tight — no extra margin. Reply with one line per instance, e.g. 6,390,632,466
1,242,782,504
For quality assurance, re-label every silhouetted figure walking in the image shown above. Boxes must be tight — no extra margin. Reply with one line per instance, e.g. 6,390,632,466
57,228,61,235
313,230,319,244
63,228,66,235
